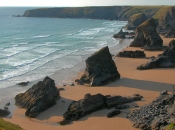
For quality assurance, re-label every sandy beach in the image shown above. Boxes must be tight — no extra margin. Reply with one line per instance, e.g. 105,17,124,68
2,37,175,130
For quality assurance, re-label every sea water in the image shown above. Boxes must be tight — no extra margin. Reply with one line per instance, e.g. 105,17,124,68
0,7,130,101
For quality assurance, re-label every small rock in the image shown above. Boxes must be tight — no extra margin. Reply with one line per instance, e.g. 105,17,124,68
107,110,121,118
75,79,80,82
0,109,10,117
70,83,75,86
5,102,10,106
63,84,66,87
4,106,8,110
58,119,72,125
160,90,168,95
58,88,65,91
17,81,29,86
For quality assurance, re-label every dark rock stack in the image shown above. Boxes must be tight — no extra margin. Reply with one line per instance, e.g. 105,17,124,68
125,13,146,30
0,109,10,117
165,28,175,38
137,39,175,70
117,50,146,58
129,18,163,50
128,91,175,130
63,93,142,122
113,29,126,39
78,46,120,86
15,76,60,118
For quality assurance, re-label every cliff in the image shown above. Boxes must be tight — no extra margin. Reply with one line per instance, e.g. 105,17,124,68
23,6,161,20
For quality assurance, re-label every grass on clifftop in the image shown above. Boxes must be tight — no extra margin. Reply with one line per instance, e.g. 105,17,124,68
0,118,23,130
153,6,172,19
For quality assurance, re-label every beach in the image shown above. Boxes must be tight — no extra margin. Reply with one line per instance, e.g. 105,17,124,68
2,37,175,130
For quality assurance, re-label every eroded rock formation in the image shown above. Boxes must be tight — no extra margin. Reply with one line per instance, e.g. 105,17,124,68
117,50,146,58
63,93,142,121
129,18,163,50
113,29,126,39
125,13,146,30
15,76,60,118
137,39,175,70
165,28,175,38
79,46,120,86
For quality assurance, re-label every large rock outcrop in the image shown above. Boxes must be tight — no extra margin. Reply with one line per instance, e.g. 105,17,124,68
125,13,147,30
113,29,126,39
137,39,175,70
117,50,146,58
15,76,60,118
129,18,163,50
63,93,142,121
165,28,175,38
79,46,120,86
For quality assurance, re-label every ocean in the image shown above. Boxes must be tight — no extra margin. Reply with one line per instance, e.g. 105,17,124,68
0,7,130,102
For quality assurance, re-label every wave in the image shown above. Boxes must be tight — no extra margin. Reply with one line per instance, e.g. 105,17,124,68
0,43,53,59
33,35,51,38
14,38,24,40
0,49,78,81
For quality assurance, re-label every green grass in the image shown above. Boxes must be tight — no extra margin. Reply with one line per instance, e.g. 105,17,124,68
0,118,23,130
166,123,175,130
153,6,172,19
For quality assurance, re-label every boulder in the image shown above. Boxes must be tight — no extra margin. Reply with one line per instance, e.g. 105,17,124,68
165,28,175,38
137,39,175,70
125,13,147,30
63,93,106,121
15,76,60,118
113,29,126,39
129,18,163,50
117,50,146,58
79,46,120,86
0,109,10,117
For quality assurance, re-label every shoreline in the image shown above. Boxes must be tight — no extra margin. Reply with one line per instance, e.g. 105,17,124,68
0,38,130,116
2,37,175,130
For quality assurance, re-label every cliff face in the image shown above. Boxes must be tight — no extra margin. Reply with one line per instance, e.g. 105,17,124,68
154,6,175,31
125,13,147,30
23,6,161,21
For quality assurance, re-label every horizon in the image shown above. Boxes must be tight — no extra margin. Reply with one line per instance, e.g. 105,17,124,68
0,0,175,7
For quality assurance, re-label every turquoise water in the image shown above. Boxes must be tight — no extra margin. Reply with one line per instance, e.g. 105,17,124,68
0,7,128,89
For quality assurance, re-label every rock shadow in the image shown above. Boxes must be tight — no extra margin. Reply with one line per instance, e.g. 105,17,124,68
36,97,73,120
107,77,174,92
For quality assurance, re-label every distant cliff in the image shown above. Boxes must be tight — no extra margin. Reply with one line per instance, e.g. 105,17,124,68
23,6,175,31
23,6,161,20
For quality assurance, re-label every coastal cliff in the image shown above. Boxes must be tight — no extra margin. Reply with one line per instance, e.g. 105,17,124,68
23,6,161,20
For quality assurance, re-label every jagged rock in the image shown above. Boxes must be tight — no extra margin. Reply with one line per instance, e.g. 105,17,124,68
61,93,143,124
129,18,163,50
15,76,60,118
117,50,146,58
79,46,120,86
137,39,175,70
58,88,65,91
113,29,126,39
125,13,147,30
107,110,121,118
63,93,106,121
0,109,10,117
106,95,142,109
165,28,175,38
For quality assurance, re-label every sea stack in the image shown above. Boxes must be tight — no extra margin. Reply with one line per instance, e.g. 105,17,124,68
129,18,163,50
79,46,120,86
15,76,60,118
125,13,146,30
137,39,175,70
